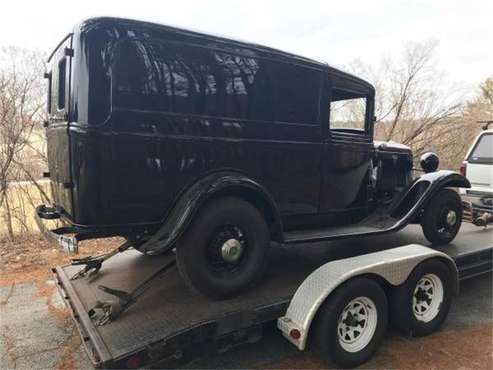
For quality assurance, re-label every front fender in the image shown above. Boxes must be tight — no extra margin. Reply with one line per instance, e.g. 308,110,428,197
418,170,471,190
138,172,282,254
390,170,470,222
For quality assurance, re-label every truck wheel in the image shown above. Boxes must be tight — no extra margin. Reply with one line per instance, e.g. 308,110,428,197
176,197,270,300
389,259,453,337
421,188,462,245
314,277,388,368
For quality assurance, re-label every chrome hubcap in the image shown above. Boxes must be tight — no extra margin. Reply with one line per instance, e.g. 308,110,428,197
221,238,244,263
446,210,457,226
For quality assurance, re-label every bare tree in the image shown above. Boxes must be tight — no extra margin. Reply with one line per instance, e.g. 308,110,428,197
0,46,47,239
348,40,466,167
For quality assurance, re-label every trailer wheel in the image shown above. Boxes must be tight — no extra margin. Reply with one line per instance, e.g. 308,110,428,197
176,197,269,299
389,259,453,337
421,188,462,245
314,277,388,368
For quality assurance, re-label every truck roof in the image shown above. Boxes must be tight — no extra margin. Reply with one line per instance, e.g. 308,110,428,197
70,16,374,93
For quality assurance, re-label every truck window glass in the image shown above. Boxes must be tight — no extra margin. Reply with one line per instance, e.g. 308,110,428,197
330,95,366,131
469,134,493,163
111,39,320,124
46,73,52,114
58,59,66,110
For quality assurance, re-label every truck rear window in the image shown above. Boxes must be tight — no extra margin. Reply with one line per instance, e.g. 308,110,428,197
469,133,493,163
58,58,66,110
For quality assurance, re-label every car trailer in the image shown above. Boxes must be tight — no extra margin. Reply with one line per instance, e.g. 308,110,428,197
52,224,492,369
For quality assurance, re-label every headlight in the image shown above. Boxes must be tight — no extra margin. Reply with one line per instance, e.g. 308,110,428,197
420,152,439,173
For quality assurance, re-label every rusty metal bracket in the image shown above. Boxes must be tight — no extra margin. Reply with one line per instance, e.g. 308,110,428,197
88,258,177,326
70,241,132,280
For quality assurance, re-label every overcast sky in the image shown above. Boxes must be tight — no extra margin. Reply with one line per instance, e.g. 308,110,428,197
1,0,491,94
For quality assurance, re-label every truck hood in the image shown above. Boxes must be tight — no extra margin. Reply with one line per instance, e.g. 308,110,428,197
374,140,411,153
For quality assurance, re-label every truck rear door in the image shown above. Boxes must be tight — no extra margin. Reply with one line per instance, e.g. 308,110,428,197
45,35,74,216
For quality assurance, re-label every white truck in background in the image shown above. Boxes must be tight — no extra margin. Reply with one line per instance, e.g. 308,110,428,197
460,124,493,226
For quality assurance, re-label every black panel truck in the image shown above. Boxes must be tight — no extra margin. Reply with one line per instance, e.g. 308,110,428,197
52,224,492,369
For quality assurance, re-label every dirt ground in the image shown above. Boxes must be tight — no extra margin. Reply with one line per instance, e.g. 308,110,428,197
0,236,119,369
0,235,121,284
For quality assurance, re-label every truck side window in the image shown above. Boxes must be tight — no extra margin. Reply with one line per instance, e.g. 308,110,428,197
329,89,367,132
46,72,52,114
58,58,66,110
469,134,493,163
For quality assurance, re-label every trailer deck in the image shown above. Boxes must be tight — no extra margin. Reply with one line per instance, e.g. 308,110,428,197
53,224,492,369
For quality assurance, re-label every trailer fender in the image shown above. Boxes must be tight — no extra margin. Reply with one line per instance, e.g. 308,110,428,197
277,244,458,350
390,170,470,220
138,171,282,254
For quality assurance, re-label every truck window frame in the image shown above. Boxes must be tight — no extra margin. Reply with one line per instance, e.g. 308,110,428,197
467,132,493,164
329,94,369,133
57,57,67,111
46,71,52,114
326,73,374,141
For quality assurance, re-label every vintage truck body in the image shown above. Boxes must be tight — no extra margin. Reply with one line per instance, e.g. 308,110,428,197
38,17,470,298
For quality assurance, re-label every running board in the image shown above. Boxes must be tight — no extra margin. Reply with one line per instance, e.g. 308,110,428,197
283,218,398,244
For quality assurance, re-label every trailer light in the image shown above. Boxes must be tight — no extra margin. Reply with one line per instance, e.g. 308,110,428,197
126,354,142,368
289,329,301,340
459,162,467,177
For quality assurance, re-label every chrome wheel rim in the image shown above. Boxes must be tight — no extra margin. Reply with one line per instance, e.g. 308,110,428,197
337,297,378,353
446,210,457,226
221,238,244,262
413,273,444,322
207,226,246,273
437,205,459,236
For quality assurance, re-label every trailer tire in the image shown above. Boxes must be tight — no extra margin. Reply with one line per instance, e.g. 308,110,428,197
421,188,462,245
314,277,388,368
389,259,453,337
176,197,269,300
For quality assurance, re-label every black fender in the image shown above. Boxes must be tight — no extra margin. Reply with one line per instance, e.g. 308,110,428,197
390,170,470,224
138,172,283,254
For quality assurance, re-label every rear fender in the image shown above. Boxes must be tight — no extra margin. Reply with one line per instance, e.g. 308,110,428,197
138,172,282,254
390,170,470,221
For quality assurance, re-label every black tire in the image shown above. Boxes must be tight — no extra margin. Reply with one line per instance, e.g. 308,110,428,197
389,259,453,337
421,188,462,245
176,197,270,300
314,277,388,368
